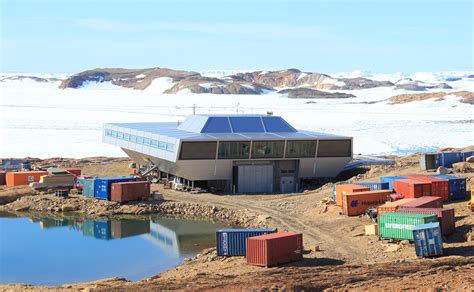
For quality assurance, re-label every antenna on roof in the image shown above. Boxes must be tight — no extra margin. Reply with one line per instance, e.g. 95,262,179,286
267,111,273,116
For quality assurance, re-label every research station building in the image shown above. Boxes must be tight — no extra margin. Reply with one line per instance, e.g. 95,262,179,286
103,114,352,193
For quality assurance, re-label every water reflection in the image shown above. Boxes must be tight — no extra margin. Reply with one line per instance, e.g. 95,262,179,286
0,213,228,285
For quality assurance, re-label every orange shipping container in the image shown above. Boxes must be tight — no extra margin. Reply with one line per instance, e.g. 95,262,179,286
403,174,449,201
6,171,48,187
343,190,392,216
377,198,415,215
393,179,430,198
64,168,82,176
335,184,370,206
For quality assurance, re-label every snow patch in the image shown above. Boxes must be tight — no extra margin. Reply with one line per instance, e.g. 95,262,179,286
136,74,146,79
241,84,255,90
322,77,346,87
144,77,174,93
77,81,127,90
297,73,308,80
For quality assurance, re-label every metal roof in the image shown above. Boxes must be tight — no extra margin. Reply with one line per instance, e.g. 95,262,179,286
108,114,350,141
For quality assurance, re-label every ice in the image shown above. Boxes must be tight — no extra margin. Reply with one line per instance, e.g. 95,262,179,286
297,73,308,80
76,81,128,90
136,74,146,78
322,77,346,87
241,84,254,89
0,72,473,158
199,83,215,89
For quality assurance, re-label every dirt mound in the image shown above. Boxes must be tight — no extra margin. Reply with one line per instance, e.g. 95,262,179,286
388,91,473,105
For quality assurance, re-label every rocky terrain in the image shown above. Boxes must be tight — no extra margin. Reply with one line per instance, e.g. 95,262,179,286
0,75,62,83
387,90,474,105
278,87,356,99
52,67,465,96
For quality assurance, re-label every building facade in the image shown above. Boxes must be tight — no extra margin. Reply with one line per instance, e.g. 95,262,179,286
103,114,352,193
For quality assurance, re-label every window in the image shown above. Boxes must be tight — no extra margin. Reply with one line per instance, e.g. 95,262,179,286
317,140,351,157
218,141,250,159
179,142,217,160
123,133,130,141
130,135,137,143
151,139,158,147
166,143,174,152
136,136,144,144
286,140,317,158
251,141,284,158
111,130,117,137
143,138,151,145
158,142,166,150
117,132,124,139
105,129,111,136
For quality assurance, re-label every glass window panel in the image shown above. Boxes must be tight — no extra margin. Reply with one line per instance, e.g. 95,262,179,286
136,136,144,144
123,133,130,141
158,142,166,150
117,132,124,139
130,135,137,142
202,117,232,133
143,138,151,145
111,130,117,137
218,141,250,159
166,143,174,151
286,140,317,158
151,139,158,147
262,117,296,132
229,117,265,133
317,140,351,157
105,129,111,136
251,141,285,158
179,142,217,160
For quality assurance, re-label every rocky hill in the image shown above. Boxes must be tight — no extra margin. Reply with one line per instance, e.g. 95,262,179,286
387,91,473,104
278,88,356,99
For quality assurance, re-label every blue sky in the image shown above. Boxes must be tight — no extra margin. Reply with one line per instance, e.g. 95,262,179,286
1,0,472,73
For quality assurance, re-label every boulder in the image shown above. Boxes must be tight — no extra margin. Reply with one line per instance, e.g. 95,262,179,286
437,166,449,175
466,156,474,163
452,162,473,173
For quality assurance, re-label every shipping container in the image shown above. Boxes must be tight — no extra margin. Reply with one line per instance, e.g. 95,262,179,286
432,175,467,201
420,153,439,170
377,198,415,215
82,178,96,197
398,207,455,235
94,221,112,240
379,212,438,240
461,150,474,161
216,228,278,256
82,220,95,237
75,175,95,193
412,222,443,257
342,190,392,216
64,167,82,176
351,182,390,191
0,171,6,186
334,184,370,206
380,176,408,191
403,175,449,201
110,181,150,203
398,196,443,209
6,171,48,187
436,152,463,167
94,177,138,200
246,232,303,267
393,179,431,199
111,220,151,239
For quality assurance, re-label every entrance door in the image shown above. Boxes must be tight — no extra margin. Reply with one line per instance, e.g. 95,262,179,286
237,164,273,193
280,176,295,193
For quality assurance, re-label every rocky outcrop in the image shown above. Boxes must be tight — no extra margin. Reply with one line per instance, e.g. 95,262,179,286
394,78,452,91
335,77,393,90
0,75,62,83
278,88,355,99
387,91,473,105
59,67,199,90
164,77,273,95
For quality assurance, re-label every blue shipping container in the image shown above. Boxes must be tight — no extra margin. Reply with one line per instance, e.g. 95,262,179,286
380,176,409,192
412,222,443,257
432,174,467,201
461,150,474,161
332,182,389,201
436,152,463,167
216,228,277,256
94,221,112,240
94,177,138,200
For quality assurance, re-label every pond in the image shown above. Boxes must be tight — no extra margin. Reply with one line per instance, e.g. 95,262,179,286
0,213,229,285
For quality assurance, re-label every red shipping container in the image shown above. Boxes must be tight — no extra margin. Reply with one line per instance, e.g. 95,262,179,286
0,172,6,186
393,179,431,198
398,207,455,235
64,168,82,176
246,232,303,267
6,171,48,187
110,181,150,203
343,190,392,216
377,198,415,215
334,184,370,206
398,196,443,209
403,174,449,202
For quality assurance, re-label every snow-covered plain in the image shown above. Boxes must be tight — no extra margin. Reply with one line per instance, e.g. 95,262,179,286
0,71,473,158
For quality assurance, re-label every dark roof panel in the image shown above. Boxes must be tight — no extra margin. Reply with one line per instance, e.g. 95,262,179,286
229,117,265,133
262,116,297,132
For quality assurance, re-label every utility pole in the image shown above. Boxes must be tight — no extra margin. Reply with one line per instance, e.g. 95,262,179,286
193,104,196,115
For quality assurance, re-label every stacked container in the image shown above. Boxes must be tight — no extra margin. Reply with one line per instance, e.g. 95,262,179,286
110,181,151,203
461,150,474,161
432,175,467,201
246,232,303,267
342,190,392,216
0,171,6,186
94,177,138,200
436,152,463,167
350,182,389,191
381,176,408,192
64,167,82,176
398,207,455,235
393,179,431,198
75,175,94,193
6,171,48,187
94,221,112,240
82,178,96,197
111,220,151,239
412,222,443,257
334,184,370,206
216,228,277,256
403,175,449,201
377,198,415,215
379,212,438,240
398,196,443,209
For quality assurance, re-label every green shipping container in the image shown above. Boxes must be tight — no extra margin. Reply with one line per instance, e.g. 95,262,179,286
82,220,95,237
379,212,438,240
83,178,96,197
